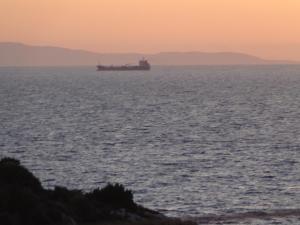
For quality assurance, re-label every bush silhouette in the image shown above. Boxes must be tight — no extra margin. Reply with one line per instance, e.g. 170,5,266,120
68,194,99,222
0,158,42,192
0,157,160,225
48,186,83,204
47,186,99,222
87,183,136,210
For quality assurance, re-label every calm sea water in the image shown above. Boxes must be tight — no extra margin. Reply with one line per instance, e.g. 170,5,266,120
0,65,300,224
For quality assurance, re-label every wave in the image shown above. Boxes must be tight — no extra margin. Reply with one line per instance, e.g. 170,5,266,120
188,209,300,224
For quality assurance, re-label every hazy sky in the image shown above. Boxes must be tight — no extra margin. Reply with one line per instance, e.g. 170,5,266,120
1,0,300,60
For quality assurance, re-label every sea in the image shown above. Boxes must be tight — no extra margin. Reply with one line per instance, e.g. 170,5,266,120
0,65,300,224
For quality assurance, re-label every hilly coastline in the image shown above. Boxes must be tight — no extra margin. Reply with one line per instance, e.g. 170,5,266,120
0,42,298,66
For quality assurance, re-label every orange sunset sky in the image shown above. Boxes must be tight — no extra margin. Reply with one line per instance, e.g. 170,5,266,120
1,0,300,60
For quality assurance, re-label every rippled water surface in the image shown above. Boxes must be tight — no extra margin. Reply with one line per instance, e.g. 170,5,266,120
1,65,300,224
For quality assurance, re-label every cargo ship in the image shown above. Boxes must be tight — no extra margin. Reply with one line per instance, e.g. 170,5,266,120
97,59,150,71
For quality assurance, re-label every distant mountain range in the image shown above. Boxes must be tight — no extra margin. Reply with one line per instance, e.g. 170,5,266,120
0,42,298,66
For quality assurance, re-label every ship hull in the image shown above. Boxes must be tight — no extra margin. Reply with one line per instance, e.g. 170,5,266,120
97,59,151,71
97,66,150,71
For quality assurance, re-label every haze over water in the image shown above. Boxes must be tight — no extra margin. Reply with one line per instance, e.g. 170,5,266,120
0,65,300,224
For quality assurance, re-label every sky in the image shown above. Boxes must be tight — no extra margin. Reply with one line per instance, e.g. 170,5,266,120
1,0,300,60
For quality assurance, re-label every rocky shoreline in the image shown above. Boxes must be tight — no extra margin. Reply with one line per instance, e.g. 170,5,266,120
0,157,196,225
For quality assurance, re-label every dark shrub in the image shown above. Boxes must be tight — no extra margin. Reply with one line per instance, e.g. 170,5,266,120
45,202,67,222
0,186,51,225
47,187,103,222
49,186,83,203
0,158,42,192
87,183,136,210
0,212,17,225
0,157,153,224
0,159,67,225
0,158,20,166
68,194,98,222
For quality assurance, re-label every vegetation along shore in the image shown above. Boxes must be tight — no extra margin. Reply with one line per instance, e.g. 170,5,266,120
0,157,196,225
